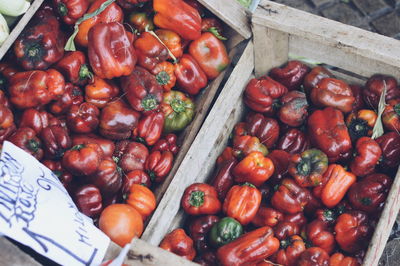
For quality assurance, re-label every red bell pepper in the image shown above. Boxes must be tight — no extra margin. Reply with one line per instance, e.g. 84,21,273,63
128,12,154,33
122,170,152,195
0,105,15,143
376,132,400,169
233,151,274,187
271,178,311,214
189,215,219,253
303,66,333,93
383,98,400,132
19,109,60,135
232,135,268,158
50,83,84,115
153,0,201,40
67,102,100,134
246,113,280,149
349,137,382,177
363,74,400,109
346,109,377,140
308,107,352,162
73,184,103,218
62,143,103,176
189,32,230,79
270,60,310,90
329,253,360,266
145,150,173,182
160,228,196,261
88,22,136,79
223,183,261,225
9,69,65,109
99,100,140,140
267,150,291,185
151,62,176,92
181,183,221,216
88,157,122,196
113,141,148,174
121,66,163,113
155,29,183,59
244,76,288,114
85,76,119,108
55,51,93,86
0,63,18,93
134,32,168,71
274,235,306,266
305,220,336,254
298,247,330,266
8,127,43,160
252,207,283,228
277,128,310,154
54,0,89,25
40,125,72,160
351,84,365,112
211,158,237,200
151,134,179,155
278,90,309,127
273,221,300,241
134,111,164,146
175,54,208,95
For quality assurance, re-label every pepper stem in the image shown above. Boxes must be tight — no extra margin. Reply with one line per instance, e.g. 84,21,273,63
171,99,185,113
27,139,40,153
297,160,311,176
189,190,205,207
156,71,170,86
58,3,68,16
79,64,94,82
71,144,84,151
141,95,158,111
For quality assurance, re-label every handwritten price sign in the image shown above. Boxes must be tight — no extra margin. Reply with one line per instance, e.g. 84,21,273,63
0,141,110,265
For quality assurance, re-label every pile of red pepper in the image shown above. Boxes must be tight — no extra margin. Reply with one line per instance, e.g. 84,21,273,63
159,61,400,265
0,0,230,247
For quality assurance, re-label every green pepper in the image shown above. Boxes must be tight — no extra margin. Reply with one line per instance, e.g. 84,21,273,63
209,217,243,247
161,90,195,133
288,149,328,187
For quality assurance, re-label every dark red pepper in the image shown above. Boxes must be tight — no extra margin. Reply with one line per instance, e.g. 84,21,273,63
62,143,103,176
55,51,93,86
363,74,400,109
72,134,115,158
113,141,149,173
188,215,220,253
42,160,73,190
122,170,152,196
277,128,310,154
151,133,179,155
134,32,168,71
210,158,237,200
376,132,400,169
67,102,100,134
8,127,43,160
278,90,309,127
145,150,174,182
53,0,89,25
88,157,122,197
50,83,84,115
246,113,280,149
40,125,72,160
270,60,309,90
133,111,165,146
19,109,60,135
175,54,208,96
74,184,103,218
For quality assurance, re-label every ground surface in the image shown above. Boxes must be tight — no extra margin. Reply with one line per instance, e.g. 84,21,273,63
268,1,400,264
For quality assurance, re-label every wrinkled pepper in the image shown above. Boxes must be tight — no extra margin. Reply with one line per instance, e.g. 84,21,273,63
246,113,280,148
376,132,400,169
122,170,151,195
349,137,382,177
188,215,219,253
145,150,173,182
134,111,164,146
55,51,93,86
160,228,196,261
278,90,309,127
161,90,195,133
62,143,103,176
134,32,168,71
363,74,400,109
277,128,310,155
329,253,359,266
8,127,43,160
50,83,84,115
271,178,311,214
181,183,221,216
305,220,336,254
72,134,115,158
151,133,179,155
232,135,268,158
303,66,333,92
19,109,60,135
40,125,72,160
54,0,89,25
85,76,119,108
382,98,400,132
274,235,306,266
175,54,208,95
232,151,274,186
298,247,330,266
67,102,100,133
73,184,103,218
252,207,283,228
114,141,149,173
270,60,310,90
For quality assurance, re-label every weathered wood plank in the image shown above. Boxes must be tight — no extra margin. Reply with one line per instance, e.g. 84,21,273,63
141,41,255,245
0,0,44,60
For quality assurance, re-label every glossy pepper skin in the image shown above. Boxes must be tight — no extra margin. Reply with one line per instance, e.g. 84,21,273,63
346,109,377,140
223,183,261,225
19,109,59,135
117,0,150,9
89,157,122,196
75,0,123,47
0,105,16,143
128,12,154,33
246,113,280,148
348,173,392,214
363,74,400,109
153,0,201,40
50,83,84,115
99,100,140,140
88,22,136,80
210,217,243,247
74,184,103,218
329,253,360,266
72,134,115,158
155,29,183,59
42,160,73,189
211,158,237,200
9,69,65,109
113,141,149,172
8,127,43,160
252,207,283,227
145,150,173,182
311,78,355,113
277,128,310,155
55,51,93,86
181,183,221,216
232,135,268,158
85,76,119,108
298,247,330,266
244,76,288,114
126,184,156,220
335,211,372,253
314,164,356,208
0,63,18,93
376,132,400,169
62,143,103,176
271,178,311,214
14,11,64,70
152,62,176,92
160,229,196,261
122,170,151,195
267,150,290,185
305,220,336,254
151,134,179,155
67,102,100,134
232,152,274,186
134,32,168,71
134,112,164,146
53,0,89,25
270,60,310,90
350,137,382,177
161,90,195,133
189,32,230,79
308,107,352,162
350,85,365,112
40,125,72,160
175,54,208,95
279,90,309,127
273,221,300,241
289,149,328,187
121,66,163,113
303,66,333,92
382,99,400,132
274,235,306,266
216,226,279,266
188,215,219,253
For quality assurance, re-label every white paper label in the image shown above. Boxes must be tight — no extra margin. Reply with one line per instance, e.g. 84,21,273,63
0,141,110,266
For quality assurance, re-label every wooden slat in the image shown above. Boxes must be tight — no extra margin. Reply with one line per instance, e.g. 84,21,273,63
197,0,252,39
252,0,400,78
141,41,255,246
0,0,44,60
252,23,288,77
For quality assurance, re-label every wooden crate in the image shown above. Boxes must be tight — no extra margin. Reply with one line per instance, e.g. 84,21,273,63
0,0,252,265
142,1,400,265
